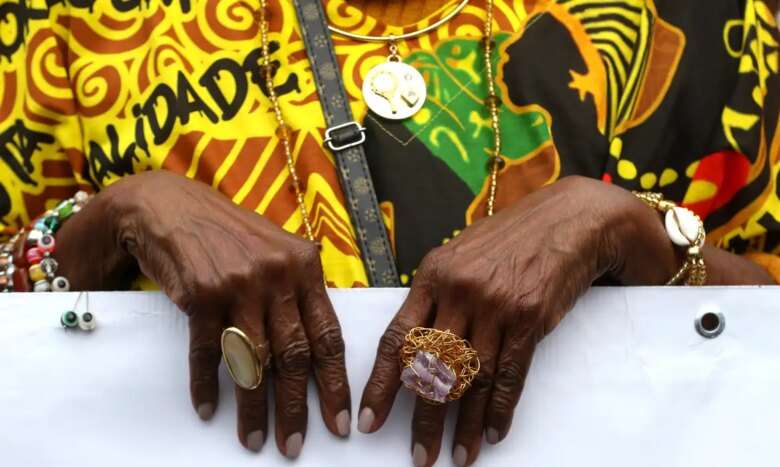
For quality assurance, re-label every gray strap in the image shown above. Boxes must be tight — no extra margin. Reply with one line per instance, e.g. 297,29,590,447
293,0,400,287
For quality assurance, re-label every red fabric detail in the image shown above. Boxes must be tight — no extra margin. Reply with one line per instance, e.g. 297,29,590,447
682,150,750,220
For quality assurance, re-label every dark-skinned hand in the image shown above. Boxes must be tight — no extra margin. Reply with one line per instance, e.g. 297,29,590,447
357,175,687,467
56,170,350,458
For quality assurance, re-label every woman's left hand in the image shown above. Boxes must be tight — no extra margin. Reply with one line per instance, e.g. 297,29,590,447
357,176,681,467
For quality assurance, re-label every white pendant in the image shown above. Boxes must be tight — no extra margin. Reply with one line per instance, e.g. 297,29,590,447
665,207,704,246
362,60,427,120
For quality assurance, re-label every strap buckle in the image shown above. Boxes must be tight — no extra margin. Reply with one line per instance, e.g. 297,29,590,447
323,121,366,152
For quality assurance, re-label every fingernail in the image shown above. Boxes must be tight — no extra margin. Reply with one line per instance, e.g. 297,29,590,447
453,444,468,467
246,430,264,452
357,407,375,433
197,403,215,421
486,427,500,444
285,432,303,459
412,443,427,467
336,409,351,437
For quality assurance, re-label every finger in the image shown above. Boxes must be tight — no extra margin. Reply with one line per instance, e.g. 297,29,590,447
268,292,311,459
230,302,269,452
299,285,351,438
452,324,501,466
359,280,435,434
484,332,536,445
188,309,225,421
236,379,269,452
410,304,468,467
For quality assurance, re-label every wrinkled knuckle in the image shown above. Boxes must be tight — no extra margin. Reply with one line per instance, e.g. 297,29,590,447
261,250,293,279
443,269,479,295
490,391,515,416
297,242,322,268
377,325,407,359
417,248,442,277
494,360,525,394
313,327,345,361
239,397,267,420
281,400,307,422
278,340,312,376
189,345,221,379
414,414,442,436
470,369,495,395
182,280,225,313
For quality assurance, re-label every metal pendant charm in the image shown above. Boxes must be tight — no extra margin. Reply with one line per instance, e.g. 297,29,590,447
362,60,426,120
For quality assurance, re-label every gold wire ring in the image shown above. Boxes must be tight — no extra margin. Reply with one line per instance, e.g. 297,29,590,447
221,327,270,390
327,0,470,42
399,327,480,403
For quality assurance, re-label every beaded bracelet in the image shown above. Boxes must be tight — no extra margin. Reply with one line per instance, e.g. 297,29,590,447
633,191,707,286
0,191,90,292
0,233,21,292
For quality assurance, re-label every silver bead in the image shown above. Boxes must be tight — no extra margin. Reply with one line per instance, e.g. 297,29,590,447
51,276,70,292
78,312,96,332
33,280,52,292
25,229,43,247
40,257,59,277
74,191,89,205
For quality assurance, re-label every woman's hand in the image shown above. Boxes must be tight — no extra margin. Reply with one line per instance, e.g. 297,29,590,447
357,176,685,467
56,170,350,458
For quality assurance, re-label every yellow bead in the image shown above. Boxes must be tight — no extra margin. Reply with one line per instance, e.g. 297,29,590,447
29,264,46,282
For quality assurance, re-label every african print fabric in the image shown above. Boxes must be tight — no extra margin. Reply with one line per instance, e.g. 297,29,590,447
1,0,779,287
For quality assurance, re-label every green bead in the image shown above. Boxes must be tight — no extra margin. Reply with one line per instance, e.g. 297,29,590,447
43,215,60,231
61,311,78,328
57,201,74,219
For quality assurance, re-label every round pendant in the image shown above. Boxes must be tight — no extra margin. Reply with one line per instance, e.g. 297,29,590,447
362,60,427,120
665,207,704,246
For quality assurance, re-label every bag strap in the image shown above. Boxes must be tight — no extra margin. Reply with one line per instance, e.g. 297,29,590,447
292,0,400,287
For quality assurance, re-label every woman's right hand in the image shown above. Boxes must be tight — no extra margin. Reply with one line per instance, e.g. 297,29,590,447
55,170,351,458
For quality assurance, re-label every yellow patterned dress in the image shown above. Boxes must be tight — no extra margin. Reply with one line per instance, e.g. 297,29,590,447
1,0,779,286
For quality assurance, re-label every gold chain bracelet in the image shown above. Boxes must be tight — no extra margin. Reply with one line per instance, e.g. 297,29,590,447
633,192,707,286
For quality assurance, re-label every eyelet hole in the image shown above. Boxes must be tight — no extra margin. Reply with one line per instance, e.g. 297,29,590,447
695,311,724,338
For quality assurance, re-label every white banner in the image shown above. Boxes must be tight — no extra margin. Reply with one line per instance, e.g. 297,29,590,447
1,287,779,466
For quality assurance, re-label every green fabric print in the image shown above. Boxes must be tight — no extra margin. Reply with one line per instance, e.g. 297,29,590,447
405,33,552,194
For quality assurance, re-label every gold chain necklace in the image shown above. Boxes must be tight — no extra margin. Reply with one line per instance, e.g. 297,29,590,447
256,0,502,247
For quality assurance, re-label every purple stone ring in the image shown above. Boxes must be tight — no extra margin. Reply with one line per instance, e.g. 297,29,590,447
399,327,480,403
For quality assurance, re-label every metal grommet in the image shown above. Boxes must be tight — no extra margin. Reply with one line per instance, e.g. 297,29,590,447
695,310,725,338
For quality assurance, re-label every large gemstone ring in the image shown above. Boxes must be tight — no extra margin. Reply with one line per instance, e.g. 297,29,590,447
221,327,270,390
399,327,480,403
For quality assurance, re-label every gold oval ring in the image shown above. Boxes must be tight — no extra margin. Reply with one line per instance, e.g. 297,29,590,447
399,327,480,403
221,327,270,390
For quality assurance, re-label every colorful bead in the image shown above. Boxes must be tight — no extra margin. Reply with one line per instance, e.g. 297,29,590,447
40,257,58,277
51,276,70,292
28,264,46,282
33,220,50,234
25,229,43,247
26,248,43,265
37,234,55,253
78,312,96,331
57,201,74,219
61,311,79,328
33,279,51,292
43,216,60,232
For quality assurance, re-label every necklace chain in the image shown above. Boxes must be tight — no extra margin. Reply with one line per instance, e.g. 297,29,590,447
327,0,471,42
259,0,316,243
257,0,501,249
